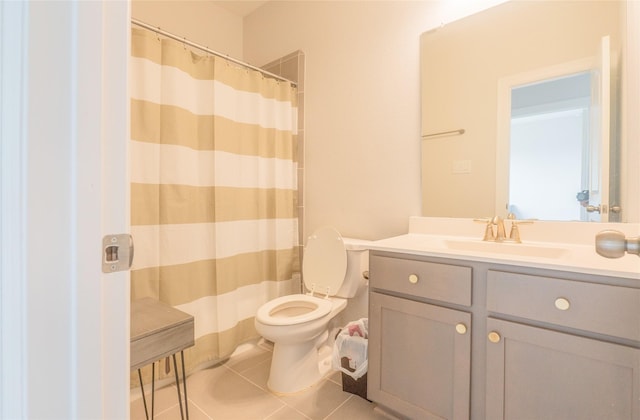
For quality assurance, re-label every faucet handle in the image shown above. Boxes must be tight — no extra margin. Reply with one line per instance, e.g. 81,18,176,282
483,223,494,241
507,217,534,243
474,218,494,241
473,217,492,223
509,223,522,243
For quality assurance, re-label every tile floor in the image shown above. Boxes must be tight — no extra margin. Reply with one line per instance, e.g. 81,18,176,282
130,345,392,420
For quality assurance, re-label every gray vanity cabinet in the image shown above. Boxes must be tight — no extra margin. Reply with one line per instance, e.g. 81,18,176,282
486,269,640,419
368,250,640,420
368,254,472,419
485,317,639,419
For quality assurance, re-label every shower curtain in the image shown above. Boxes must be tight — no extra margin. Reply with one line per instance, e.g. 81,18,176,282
129,27,300,381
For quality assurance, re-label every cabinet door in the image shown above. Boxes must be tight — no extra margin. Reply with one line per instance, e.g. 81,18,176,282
369,292,471,419
486,318,640,420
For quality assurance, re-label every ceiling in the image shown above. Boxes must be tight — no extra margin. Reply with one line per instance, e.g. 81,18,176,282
213,1,269,17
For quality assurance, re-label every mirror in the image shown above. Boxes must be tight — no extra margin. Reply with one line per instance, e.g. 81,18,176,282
420,0,638,222
508,72,596,221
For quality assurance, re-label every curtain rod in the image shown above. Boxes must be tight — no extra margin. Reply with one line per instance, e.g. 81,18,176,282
131,18,297,87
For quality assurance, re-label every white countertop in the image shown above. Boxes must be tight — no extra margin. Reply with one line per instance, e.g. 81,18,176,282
367,217,640,280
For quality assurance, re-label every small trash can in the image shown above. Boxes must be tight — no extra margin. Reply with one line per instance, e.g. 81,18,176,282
332,318,369,400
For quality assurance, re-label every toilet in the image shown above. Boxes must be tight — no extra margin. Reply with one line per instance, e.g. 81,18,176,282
254,226,369,394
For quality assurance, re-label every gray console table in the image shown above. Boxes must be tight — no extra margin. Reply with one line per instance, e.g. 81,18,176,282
131,298,194,419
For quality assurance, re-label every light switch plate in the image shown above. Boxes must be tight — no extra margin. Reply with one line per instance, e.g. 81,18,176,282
452,160,471,174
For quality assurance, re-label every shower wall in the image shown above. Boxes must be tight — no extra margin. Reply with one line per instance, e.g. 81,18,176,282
262,51,306,292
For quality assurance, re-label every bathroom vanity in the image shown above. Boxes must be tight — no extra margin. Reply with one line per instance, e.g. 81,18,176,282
367,217,640,420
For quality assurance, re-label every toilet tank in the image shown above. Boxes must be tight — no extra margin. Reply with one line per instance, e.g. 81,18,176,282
335,238,372,298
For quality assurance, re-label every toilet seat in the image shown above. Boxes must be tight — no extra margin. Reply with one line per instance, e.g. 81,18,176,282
256,294,332,326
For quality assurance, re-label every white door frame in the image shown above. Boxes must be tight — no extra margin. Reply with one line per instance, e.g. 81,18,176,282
0,1,29,416
622,0,640,222
0,1,130,418
495,57,597,219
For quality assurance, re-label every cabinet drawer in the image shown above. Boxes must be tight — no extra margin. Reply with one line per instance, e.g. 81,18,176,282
370,255,472,306
487,270,640,341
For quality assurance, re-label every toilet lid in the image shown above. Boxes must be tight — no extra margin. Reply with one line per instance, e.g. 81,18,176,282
302,227,347,296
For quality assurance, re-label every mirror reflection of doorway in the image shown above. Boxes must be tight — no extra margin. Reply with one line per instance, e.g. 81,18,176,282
508,72,597,221
501,36,617,222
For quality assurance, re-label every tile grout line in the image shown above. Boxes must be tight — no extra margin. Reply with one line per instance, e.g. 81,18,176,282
263,403,313,420
220,363,291,419
131,384,180,420
234,371,270,392
187,398,215,420
322,394,354,420
231,363,349,420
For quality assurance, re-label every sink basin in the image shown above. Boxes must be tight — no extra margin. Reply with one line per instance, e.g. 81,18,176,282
444,239,570,259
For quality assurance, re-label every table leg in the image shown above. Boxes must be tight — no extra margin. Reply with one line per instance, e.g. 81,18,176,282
137,369,149,420
171,351,190,419
181,351,190,420
137,362,155,420
151,361,155,419
172,354,185,419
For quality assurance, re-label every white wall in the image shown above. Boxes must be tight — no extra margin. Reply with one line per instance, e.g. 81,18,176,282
243,1,506,240
132,1,244,59
243,2,424,240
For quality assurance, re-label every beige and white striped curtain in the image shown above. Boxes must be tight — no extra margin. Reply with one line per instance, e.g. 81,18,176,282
130,27,300,379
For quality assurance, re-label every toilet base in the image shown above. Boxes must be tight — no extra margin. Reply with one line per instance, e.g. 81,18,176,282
266,331,332,394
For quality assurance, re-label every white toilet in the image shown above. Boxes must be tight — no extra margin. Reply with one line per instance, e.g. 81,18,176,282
254,226,369,394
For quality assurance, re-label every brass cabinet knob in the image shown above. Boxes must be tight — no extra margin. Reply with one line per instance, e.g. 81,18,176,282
408,274,419,284
488,331,501,343
455,323,467,334
554,297,570,311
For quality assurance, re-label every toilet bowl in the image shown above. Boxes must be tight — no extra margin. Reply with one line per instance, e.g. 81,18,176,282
254,227,369,394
